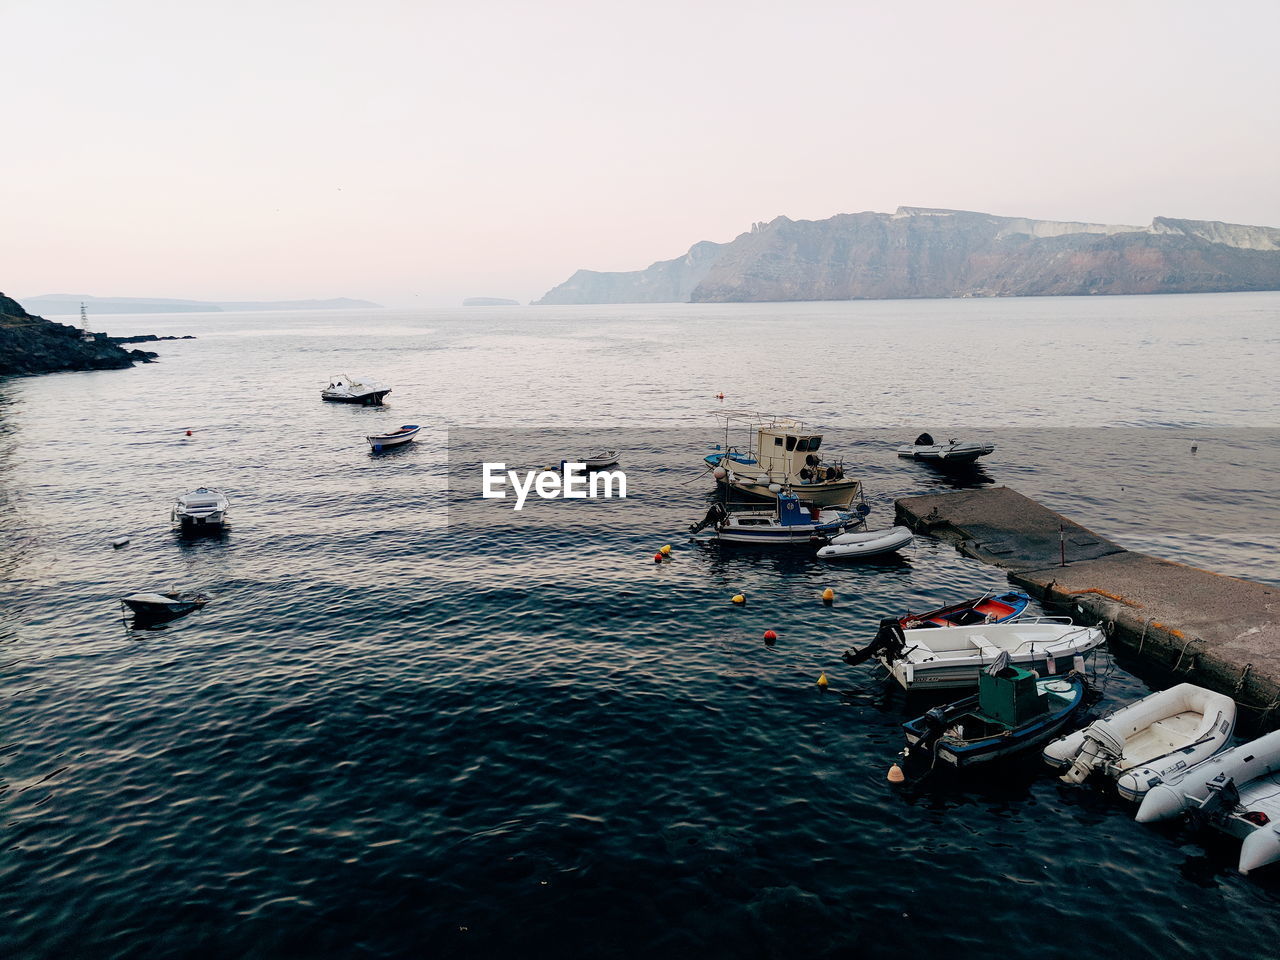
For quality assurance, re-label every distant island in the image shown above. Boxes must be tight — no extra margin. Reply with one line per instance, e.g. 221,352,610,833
0,293,160,376
535,207,1280,304
23,294,381,315
462,297,520,306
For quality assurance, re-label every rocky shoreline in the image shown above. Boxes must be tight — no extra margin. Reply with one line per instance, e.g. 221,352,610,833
0,293,187,377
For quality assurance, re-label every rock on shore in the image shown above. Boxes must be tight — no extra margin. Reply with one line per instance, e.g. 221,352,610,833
0,293,160,377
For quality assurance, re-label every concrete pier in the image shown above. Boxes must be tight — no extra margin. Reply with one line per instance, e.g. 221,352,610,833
895,487,1280,723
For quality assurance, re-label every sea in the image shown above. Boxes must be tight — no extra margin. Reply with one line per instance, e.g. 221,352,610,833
1,292,1278,959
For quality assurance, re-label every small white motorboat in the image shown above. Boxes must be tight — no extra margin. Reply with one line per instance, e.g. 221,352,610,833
121,592,210,621
1043,682,1236,801
690,492,856,545
172,487,229,528
321,374,391,405
817,525,913,560
897,432,994,464
1136,729,1280,874
367,424,420,452
844,617,1105,691
578,450,619,470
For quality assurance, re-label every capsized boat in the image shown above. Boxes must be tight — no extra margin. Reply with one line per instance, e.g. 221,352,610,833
172,487,229,528
901,664,1087,771
1136,730,1280,874
703,411,860,507
897,432,994,464
121,592,209,621
1043,682,1236,801
844,617,1105,691
322,374,391,405
367,424,420,451
816,525,913,560
690,492,857,545
900,590,1031,629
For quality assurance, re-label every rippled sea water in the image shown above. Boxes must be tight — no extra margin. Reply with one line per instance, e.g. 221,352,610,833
1,294,1279,958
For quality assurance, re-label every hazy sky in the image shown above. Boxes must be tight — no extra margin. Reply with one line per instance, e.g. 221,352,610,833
4,1,1279,306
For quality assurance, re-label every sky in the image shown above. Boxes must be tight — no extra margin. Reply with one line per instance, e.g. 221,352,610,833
3,0,1279,306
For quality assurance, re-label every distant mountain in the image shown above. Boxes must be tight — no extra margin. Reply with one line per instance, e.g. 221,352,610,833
23,295,381,315
535,207,1280,304
462,297,521,306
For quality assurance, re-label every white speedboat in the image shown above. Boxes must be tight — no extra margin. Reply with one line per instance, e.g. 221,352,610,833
322,374,391,405
172,487,229,528
844,617,1105,691
1136,729,1280,874
1043,682,1236,801
367,424,420,452
897,432,994,464
703,411,860,507
690,492,856,545
817,525,913,560
121,592,209,621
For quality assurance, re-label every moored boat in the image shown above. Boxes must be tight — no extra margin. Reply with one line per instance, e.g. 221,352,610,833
1043,682,1236,801
816,525,914,560
367,424,420,451
120,592,209,621
844,617,1105,691
1135,729,1280,874
899,590,1031,629
897,432,994,464
322,374,391,405
172,487,229,528
690,492,856,545
901,666,1087,771
703,411,860,507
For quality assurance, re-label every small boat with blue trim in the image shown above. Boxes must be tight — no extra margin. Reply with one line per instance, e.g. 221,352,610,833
900,590,1031,629
689,491,858,545
703,411,860,507
366,424,420,452
901,664,1088,772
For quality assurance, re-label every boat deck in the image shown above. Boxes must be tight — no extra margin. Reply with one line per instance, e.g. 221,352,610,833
1118,711,1202,769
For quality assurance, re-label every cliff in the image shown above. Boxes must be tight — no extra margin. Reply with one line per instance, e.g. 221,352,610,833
0,294,158,377
534,208,1280,304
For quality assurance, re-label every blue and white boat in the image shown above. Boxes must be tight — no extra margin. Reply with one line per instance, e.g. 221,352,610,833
901,666,1087,771
366,424,420,452
689,491,856,545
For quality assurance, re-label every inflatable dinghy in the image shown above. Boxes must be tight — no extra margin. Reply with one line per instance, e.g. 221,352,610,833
1043,682,1236,801
1136,729,1280,874
817,525,913,560
897,432,994,464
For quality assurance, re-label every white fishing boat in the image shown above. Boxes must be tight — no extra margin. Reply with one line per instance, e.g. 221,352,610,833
689,492,857,545
897,432,994,464
1136,729,1280,874
844,617,1105,691
120,592,209,620
321,374,392,405
1043,682,1236,801
171,487,229,528
367,424,420,452
817,525,913,560
703,411,860,507
559,450,619,471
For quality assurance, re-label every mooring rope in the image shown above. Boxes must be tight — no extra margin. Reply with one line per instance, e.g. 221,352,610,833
1172,635,1202,673
1136,617,1156,655
1235,663,1253,695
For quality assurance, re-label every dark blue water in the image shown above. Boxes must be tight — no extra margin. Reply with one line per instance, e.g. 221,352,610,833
2,295,1278,958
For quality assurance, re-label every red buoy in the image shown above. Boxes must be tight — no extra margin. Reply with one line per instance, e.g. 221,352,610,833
185,430,193,437
653,553,663,563
763,629,777,641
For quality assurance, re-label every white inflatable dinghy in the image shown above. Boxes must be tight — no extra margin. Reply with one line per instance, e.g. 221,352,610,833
1136,729,1280,874
1043,682,1236,801
817,525,913,560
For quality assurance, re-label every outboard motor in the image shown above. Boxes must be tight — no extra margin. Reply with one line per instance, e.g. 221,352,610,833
1060,723,1125,784
1188,773,1241,829
689,502,727,534
844,618,908,666
914,432,934,446
902,705,949,777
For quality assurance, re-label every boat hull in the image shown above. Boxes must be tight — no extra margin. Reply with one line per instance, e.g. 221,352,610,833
817,526,913,560
323,389,391,406
901,591,1031,629
367,425,420,451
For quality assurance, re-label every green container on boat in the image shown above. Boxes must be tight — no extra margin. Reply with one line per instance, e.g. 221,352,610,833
977,665,1046,726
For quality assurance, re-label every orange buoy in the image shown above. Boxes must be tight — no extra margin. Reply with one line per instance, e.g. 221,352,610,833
660,544,672,556
763,629,777,642
715,392,725,401
822,587,835,604
731,593,745,605
817,672,828,688
887,764,905,783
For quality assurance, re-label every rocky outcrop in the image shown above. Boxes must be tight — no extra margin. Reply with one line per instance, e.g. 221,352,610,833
0,294,159,377
535,208,1280,304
